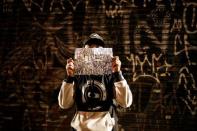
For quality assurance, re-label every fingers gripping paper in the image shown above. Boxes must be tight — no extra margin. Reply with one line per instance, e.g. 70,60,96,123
74,48,113,75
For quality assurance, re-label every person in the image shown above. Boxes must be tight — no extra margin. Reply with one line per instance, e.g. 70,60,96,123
58,33,133,131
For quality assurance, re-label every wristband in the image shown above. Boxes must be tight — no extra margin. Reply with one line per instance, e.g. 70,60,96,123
64,76,75,83
113,71,124,82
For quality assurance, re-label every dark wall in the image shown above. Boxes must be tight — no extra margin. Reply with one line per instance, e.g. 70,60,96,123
0,0,197,131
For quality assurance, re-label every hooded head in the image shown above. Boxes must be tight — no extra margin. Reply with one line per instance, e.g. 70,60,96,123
84,33,105,47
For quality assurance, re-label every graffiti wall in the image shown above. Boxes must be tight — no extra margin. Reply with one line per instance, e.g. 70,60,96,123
0,0,197,130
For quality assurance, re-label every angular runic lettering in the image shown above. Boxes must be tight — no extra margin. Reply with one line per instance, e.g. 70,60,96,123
127,52,171,80
170,19,183,32
105,5,124,18
174,34,183,56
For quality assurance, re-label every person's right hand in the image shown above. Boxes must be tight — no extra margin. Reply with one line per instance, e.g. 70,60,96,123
66,58,75,76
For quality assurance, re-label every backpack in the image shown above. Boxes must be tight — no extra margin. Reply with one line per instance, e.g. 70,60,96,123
74,75,119,130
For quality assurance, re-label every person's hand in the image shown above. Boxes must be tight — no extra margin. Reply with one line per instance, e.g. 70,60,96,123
112,56,121,73
66,58,75,76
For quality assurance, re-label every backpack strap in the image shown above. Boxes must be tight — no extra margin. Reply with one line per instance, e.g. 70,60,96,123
109,101,119,131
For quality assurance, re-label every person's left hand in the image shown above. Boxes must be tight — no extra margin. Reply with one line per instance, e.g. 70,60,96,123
112,56,121,72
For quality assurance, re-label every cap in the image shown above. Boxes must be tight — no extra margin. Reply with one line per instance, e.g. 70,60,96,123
84,33,105,47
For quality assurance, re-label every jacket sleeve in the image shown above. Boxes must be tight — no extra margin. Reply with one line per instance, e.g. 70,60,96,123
58,80,75,109
113,72,133,108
